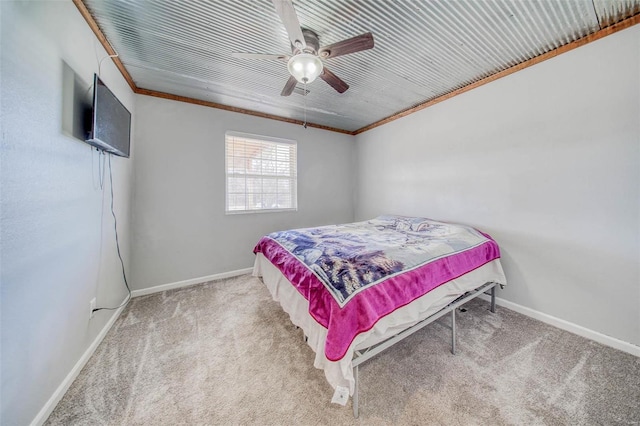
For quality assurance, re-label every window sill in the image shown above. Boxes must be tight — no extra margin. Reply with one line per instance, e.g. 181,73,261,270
225,208,298,215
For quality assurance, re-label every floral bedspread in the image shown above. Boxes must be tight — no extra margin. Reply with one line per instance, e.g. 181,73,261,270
253,215,501,361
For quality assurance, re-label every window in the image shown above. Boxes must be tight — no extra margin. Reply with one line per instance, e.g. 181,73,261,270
225,131,297,213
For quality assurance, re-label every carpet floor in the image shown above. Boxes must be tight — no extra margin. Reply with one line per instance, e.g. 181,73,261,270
47,274,640,425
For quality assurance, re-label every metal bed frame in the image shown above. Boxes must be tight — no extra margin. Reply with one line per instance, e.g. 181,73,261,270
350,282,498,418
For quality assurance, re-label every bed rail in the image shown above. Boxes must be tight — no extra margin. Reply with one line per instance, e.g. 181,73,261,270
351,282,498,418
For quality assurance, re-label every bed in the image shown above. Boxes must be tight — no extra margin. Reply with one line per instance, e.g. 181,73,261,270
252,215,507,416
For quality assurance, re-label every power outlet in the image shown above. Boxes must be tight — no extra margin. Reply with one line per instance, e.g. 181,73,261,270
89,298,96,319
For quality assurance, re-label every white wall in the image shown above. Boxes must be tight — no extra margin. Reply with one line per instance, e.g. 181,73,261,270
132,95,354,289
1,2,135,425
355,26,640,346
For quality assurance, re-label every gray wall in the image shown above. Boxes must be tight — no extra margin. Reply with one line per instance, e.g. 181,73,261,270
1,2,135,425
2,2,636,423
132,95,355,289
355,26,639,346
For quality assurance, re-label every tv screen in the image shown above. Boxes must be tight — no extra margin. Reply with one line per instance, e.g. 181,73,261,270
86,74,131,157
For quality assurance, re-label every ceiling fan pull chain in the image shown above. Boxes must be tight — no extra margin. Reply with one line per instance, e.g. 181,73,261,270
303,81,307,129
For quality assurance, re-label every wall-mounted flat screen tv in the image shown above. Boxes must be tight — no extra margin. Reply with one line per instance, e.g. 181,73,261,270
85,74,131,158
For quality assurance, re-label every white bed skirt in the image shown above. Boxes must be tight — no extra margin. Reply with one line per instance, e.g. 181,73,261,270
253,253,507,395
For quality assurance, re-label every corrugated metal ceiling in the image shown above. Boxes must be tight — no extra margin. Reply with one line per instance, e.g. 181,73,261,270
81,0,639,133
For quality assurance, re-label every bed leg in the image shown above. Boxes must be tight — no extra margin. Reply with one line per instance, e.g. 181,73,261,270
451,308,456,355
353,365,359,418
490,285,496,313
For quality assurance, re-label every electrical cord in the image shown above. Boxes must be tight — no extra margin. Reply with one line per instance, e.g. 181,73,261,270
98,149,105,190
92,152,131,314
98,53,119,78
85,52,119,97
91,148,104,190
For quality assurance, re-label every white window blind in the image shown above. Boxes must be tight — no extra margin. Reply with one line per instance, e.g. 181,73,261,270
225,131,297,213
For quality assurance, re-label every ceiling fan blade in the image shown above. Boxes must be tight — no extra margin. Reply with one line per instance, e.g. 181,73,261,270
272,0,307,50
232,53,289,61
318,32,374,59
320,67,349,93
281,75,298,96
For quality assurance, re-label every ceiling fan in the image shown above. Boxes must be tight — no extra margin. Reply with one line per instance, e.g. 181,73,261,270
232,0,375,96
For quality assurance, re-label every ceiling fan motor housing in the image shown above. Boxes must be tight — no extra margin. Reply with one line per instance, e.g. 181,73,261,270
293,29,320,55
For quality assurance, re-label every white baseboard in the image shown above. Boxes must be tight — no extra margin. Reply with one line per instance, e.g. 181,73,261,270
480,294,639,357
30,300,128,426
131,267,254,298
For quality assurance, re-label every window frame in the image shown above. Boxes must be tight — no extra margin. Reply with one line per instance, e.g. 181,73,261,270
225,131,298,215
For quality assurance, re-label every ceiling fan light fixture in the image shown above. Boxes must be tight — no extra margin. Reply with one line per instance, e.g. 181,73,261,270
287,53,323,84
